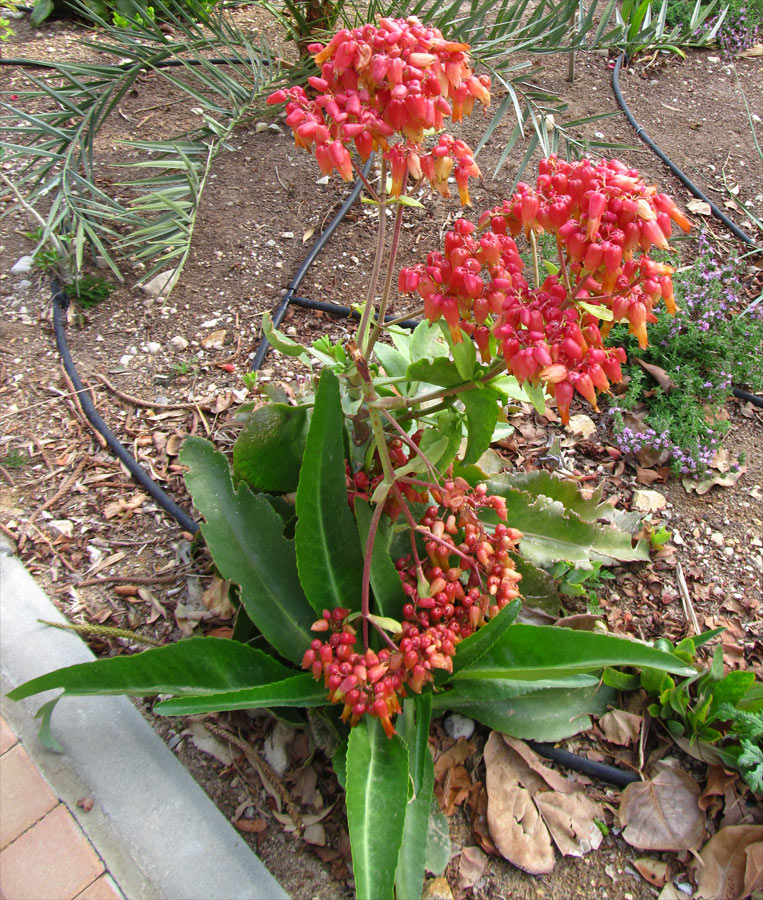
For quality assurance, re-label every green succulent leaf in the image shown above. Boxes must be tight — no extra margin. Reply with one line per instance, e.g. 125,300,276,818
233,403,309,493
7,637,293,702
461,387,501,465
406,357,465,388
154,673,327,715
295,369,364,614
396,695,434,900
180,437,314,664
451,599,522,675
262,311,308,357
346,717,409,900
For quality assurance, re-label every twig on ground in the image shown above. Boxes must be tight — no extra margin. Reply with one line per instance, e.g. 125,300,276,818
204,721,303,830
675,560,701,636
93,372,200,411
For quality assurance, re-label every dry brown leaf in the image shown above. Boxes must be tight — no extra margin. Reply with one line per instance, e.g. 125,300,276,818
534,790,604,857
619,764,704,851
567,414,597,438
633,357,678,392
186,723,235,766
745,841,763,897
636,466,665,485
693,825,763,900
683,465,746,495
484,732,555,874
687,198,712,215
201,328,227,350
633,857,669,887
234,817,267,833
303,823,326,846
201,576,234,619
738,42,763,57
599,709,643,746
458,846,487,889
423,876,454,900
502,737,571,794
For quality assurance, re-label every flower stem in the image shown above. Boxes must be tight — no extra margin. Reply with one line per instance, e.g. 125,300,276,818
367,201,405,354
360,489,389,651
556,235,573,296
379,407,438,479
372,358,507,411
357,160,388,355
529,229,541,289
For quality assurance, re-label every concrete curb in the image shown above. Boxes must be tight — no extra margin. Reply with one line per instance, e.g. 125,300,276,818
0,537,289,900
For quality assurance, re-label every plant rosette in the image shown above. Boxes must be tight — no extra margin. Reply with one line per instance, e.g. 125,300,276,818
7,17,705,900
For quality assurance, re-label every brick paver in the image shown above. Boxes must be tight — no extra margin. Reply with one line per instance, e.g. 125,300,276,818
0,804,105,900
0,717,17,755
73,874,124,900
0,744,58,850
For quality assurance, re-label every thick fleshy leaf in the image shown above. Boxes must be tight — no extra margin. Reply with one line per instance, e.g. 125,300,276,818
233,402,309,492
181,437,313,665
489,471,616,523
461,387,501,466
435,674,599,703
295,369,364,614
406,357,465,388
510,555,562,613
453,338,477,381
447,682,616,741
396,695,435,900
451,599,521,676
154,673,327,715
453,625,697,682
424,804,451,876
346,717,409,900
7,638,293,701
482,489,649,566
354,499,405,621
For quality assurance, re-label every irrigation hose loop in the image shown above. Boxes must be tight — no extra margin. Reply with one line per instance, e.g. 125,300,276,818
251,154,376,371
611,53,757,247
51,277,199,535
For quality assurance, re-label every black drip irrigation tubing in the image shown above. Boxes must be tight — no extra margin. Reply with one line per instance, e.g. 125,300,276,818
51,278,200,535
14,44,763,789
612,53,757,247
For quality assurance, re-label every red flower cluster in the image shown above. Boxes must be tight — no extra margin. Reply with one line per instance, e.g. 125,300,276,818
399,156,691,423
347,435,429,520
266,17,489,202
303,479,522,737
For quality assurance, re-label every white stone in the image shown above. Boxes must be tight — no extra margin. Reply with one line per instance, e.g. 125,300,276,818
146,341,162,355
10,256,34,275
632,489,667,513
200,318,219,328
17,279,32,291
170,335,189,351
141,270,174,297
49,519,74,538
710,532,724,547
119,354,134,367
444,713,475,741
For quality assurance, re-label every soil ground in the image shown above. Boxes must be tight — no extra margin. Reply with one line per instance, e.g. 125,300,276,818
0,7,761,900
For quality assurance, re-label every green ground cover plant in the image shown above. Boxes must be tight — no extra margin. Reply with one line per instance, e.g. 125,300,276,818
609,232,763,474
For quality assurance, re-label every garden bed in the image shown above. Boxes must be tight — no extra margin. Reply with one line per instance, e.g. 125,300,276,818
1,7,761,899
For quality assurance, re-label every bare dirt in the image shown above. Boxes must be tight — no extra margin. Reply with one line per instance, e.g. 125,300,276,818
1,8,761,900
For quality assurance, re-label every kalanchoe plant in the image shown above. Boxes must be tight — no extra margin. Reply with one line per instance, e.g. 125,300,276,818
8,18,703,900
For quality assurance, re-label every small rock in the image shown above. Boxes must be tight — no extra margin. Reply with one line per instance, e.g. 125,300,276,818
153,373,174,386
201,329,226,350
141,270,174,297
632,489,667,513
169,335,189,351
255,122,269,133
707,55,720,63
316,175,330,185
146,341,161,355
49,519,74,538
710,532,724,546
268,123,283,134
10,256,34,276
444,713,475,741
263,721,293,777
424,877,454,900
17,279,32,291
280,231,295,239
119,354,134,367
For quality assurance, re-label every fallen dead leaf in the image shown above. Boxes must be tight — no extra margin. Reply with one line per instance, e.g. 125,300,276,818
484,734,603,874
633,358,677,393
234,817,268,833
687,198,712,215
484,732,556,874
423,877,454,900
599,709,643,746
458,846,487,889
619,764,704,851
636,466,667,485
633,857,669,887
201,576,234,619
683,466,746,495
186,722,235,766
303,823,326,846
567,414,597,438
201,328,227,350
738,42,763,57
692,825,763,900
